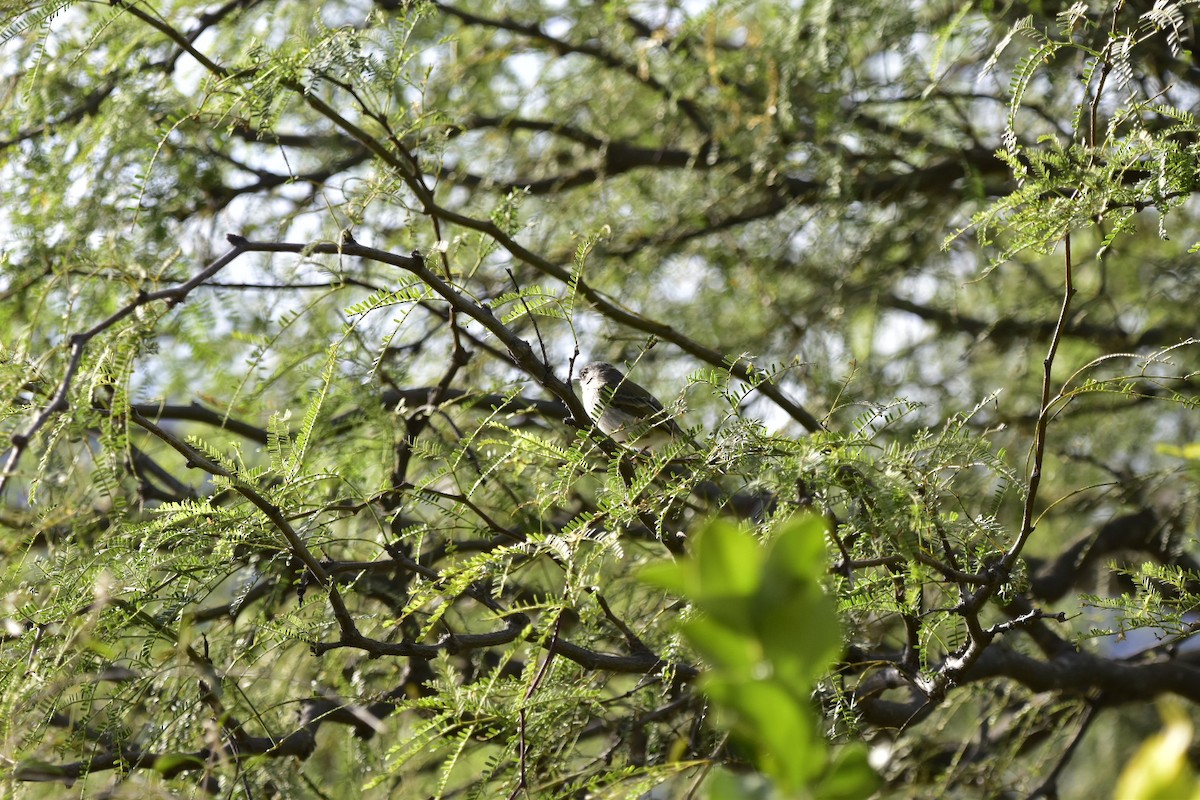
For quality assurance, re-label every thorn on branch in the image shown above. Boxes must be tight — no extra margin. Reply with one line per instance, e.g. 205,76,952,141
437,630,462,655
986,609,1068,637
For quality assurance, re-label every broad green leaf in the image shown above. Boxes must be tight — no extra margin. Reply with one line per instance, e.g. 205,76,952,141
694,519,765,601
682,615,759,674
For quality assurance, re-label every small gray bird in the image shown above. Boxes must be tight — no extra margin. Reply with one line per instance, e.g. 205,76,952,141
577,361,686,446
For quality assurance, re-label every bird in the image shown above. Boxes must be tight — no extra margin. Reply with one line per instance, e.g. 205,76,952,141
577,361,687,447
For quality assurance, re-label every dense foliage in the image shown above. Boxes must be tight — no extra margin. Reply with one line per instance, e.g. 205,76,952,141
3,0,1200,797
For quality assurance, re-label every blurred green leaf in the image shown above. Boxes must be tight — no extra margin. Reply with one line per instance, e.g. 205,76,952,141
682,614,759,675
638,559,692,596
641,513,874,798
706,676,821,791
814,744,882,800
695,519,764,602
755,589,842,687
1115,702,1200,800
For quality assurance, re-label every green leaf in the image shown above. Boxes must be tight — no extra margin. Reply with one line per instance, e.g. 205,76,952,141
638,559,693,596
707,676,824,791
765,514,831,584
694,519,764,602
681,615,759,675
1116,703,1200,800
152,753,208,777
755,590,842,687
814,744,882,800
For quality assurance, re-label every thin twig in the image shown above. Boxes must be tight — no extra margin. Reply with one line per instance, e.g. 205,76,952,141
1005,232,1075,573
929,233,1076,697
507,614,565,800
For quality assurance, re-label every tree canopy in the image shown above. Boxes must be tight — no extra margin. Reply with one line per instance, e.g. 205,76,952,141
3,0,1200,797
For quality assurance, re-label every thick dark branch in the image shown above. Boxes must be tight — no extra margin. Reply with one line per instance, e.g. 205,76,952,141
965,644,1200,706
447,140,721,195
197,149,372,212
313,548,698,680
449,115,606,149
1025,507,1199,602
852,639,1200,729
883,293,1189,351
129,388,563,458
130,401,271,443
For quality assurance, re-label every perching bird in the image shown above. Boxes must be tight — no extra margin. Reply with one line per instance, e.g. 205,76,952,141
577,361,687,447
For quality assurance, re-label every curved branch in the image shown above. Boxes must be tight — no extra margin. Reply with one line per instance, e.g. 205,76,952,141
0,242,248,499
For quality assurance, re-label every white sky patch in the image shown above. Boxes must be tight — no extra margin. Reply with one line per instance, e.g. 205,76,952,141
655,254,719,304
